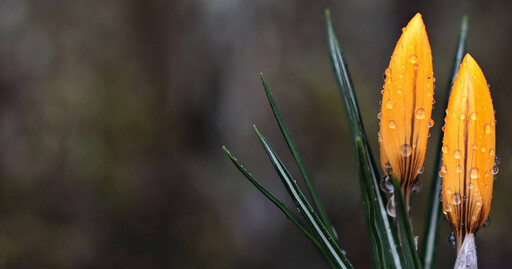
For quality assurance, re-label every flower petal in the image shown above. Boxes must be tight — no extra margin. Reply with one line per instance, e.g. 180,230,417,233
379,13,434,194
441,54,495,247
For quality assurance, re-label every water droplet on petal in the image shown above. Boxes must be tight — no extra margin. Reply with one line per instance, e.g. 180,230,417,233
377,112,382,120
472,144,478,150
442,145,449,154
386,99,395,109
470,112,477,120
416,108,425,119
454,150,461,159
448,233,456,248
445,188,452,195
453,193,461,205
470,167,479,179
380,175,394,194
402,144,412,157
418,166,425,174
481,146,486,153
387,196,396,217
459,113,465,120
494,154,501,165
456,165,462,174
388,120,397,129
409,55,418,64
428,119,434,128
483,217,491,227
444,203,452,213
484,124,492,134
493,166,499,175
412,179,422,193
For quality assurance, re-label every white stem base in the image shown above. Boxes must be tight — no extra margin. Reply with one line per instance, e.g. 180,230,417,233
454,234,477,269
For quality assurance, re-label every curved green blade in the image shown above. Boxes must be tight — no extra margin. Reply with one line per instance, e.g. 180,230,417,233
254,125,353,269
326,10,402,269
259,74,335,239
421,16,468,269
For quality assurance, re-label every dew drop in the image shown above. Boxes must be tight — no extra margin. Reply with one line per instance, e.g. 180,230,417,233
453,193,461,205
402,144,412,157
489,148,495,156
445,188,452,195
418,166,425,174
415,108,425,119
484,124,492,134
442,145,449,154
470,167,479,179
459,113,466,120
456,165,462,174
441,125,445,132
441,165,448,173
472,144,478,150
385,162,392,171
380,175,394,194
454,150,461,159
495,154,501,165
377,112,382,120
468,182,473,189
428,119,434,128
388,120,397,129
409,55,418,64
444,203,452,213
493,166,499,175
378,132,383,143
470,112,477,120
481,146,486,153
387,196,396,218
448,233,456,248
412,179,422,193
483,217,491,228
386,99,395,109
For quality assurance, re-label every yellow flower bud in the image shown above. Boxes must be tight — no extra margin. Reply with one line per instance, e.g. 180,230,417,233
379,13,434,205
441,54,495,249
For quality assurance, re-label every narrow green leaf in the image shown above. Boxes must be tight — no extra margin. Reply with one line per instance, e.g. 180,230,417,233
326,9,402,268
392,176,423,269
222,146,335,266
354,137,391,269
254,126,353,269
259,73,335,239
421,16,468,269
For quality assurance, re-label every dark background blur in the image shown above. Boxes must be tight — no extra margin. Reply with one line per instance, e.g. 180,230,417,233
0,0,510,268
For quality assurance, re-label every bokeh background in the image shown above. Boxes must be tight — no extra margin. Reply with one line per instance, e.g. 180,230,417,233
0,0,510,268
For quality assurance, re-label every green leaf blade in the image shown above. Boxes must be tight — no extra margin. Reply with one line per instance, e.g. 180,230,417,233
259,74,335,239
223,145,339,266
253,126,353,269
326,10,403,269
392,176,423,269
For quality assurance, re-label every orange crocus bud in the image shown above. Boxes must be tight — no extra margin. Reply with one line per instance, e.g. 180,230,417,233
378,13,434,208
441,54,496,253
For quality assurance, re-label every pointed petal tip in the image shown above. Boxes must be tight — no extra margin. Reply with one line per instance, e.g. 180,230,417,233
409,13,425,27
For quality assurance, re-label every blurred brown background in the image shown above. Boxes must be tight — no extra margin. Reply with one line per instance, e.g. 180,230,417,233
0,0,510,268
